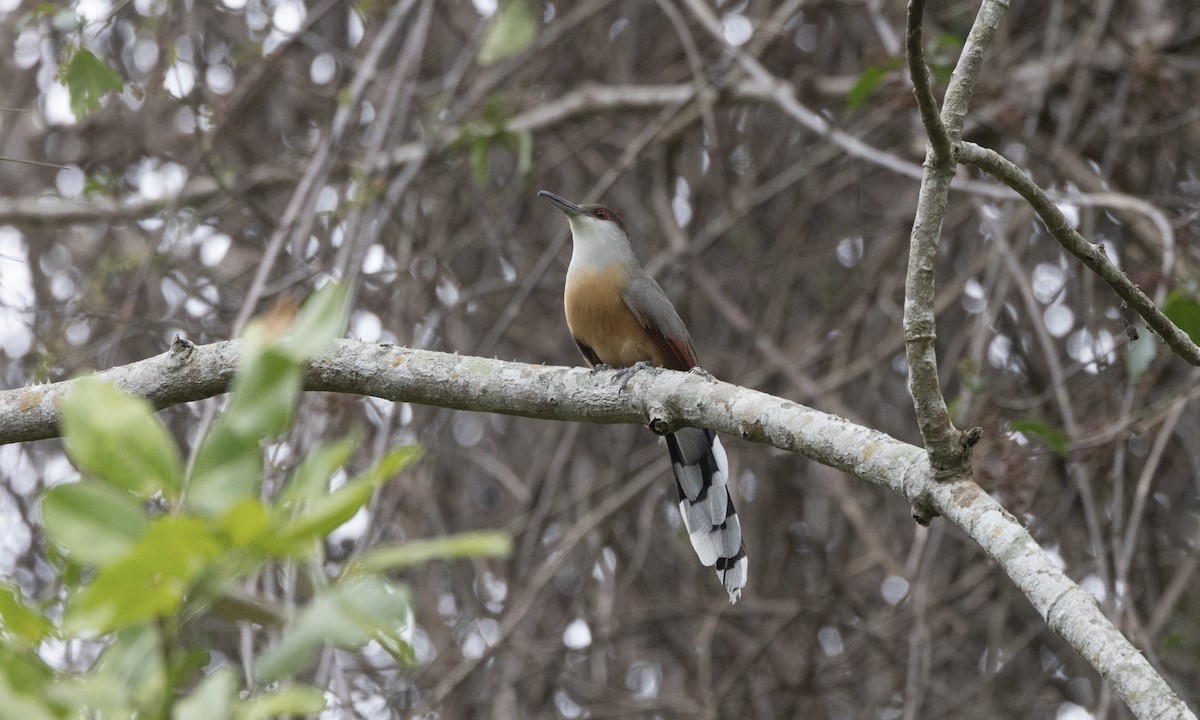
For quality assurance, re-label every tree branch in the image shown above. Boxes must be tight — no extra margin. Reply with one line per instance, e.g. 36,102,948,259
1,338,1193,718
905,0,952,165
957,140,1200,366
940,0,1009,141
902,0,987,472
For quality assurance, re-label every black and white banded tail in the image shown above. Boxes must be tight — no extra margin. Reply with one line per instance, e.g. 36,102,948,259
666,427,748,603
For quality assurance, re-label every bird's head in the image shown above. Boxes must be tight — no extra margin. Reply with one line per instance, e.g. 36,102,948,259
538,190,633,260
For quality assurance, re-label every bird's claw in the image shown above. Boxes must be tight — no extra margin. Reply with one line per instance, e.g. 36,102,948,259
613,361,658,392
588,363,613,376
688,366,715,381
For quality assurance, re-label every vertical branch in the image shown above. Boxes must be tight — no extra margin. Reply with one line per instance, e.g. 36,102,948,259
939,1,1009,139
902,0,1007,473
905,0,951,165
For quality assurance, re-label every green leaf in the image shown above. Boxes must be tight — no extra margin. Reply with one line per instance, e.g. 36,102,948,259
60,48,123,120
281,282,349,360
279,437,357,506
272,478,371,553
62,377,182,499
65,516,222,634
0,585,51,648
0,663,60,720
847,65,888,111
846,57,904,111
190,284,349,515
354,531,512,574
187,425,263,516
354,445,421,489
926,33,962,84
189,350,298,515
218,499,272,548
173,666,235,720
478,0,537,65
1008,419,1070,457
272,446,420,551
41,481,148,565
470,136,490,185
253,577,411,682
236,684,326,720
226,348,304,439
77,624,163,713
929,32,964,52
1162,290,1200,345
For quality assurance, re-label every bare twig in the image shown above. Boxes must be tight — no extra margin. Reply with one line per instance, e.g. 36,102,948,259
940,0,1008,141
957,141,1200,366
905,0,951,165
989,215,1112,596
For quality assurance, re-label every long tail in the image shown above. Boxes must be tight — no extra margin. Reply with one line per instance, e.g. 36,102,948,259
666,428,748,603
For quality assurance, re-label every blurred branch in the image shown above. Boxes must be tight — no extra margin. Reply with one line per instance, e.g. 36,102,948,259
677,0,930,183
0,338,1193,718
1,79,1162,242
0,156,70,170
232,3,414,335
0,168,285,223
989,217,1112,594
958,141,1200,366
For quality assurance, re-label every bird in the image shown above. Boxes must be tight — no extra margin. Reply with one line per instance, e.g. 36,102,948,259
538,189,748,603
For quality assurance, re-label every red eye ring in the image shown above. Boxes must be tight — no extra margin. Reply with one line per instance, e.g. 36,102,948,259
593,208,611,220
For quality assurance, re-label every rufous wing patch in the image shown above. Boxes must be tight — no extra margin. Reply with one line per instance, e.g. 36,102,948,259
644,326,696,371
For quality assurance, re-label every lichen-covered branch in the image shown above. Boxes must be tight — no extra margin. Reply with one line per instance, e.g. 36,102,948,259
0,339,1192,719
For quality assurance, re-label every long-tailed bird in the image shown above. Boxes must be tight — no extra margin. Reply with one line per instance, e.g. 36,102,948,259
539,189,748,603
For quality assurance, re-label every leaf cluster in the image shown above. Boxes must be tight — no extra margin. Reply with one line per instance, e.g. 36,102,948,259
0,285,510,718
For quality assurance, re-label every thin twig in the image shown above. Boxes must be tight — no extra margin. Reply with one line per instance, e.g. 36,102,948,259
957,140,1200,366
0,156,71,170
905,0,952,165
990,214,1112,596
939,0,1008,140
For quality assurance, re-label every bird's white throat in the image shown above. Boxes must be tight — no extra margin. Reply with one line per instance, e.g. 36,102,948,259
566,216,637,274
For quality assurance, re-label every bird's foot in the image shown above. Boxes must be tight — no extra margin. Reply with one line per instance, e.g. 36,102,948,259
588,363,614,376
688,366,716,382
613,361,659,392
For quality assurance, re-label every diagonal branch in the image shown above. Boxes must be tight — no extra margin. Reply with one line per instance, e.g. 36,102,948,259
0,339,1194,719
957,141,1200,365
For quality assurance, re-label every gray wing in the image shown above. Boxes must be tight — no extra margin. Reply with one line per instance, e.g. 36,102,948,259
620,271,698,371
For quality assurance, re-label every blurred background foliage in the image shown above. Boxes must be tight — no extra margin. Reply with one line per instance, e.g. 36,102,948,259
0,0,1198,717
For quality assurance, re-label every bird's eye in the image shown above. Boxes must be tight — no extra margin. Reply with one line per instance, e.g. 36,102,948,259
593,208,611,220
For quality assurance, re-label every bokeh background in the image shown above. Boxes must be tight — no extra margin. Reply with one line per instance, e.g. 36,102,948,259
0,0,1198,717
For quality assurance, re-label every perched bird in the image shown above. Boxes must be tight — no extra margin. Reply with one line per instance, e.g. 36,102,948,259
538,190,748,603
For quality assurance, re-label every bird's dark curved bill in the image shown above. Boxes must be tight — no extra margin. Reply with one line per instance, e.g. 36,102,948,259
537,190,585,216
